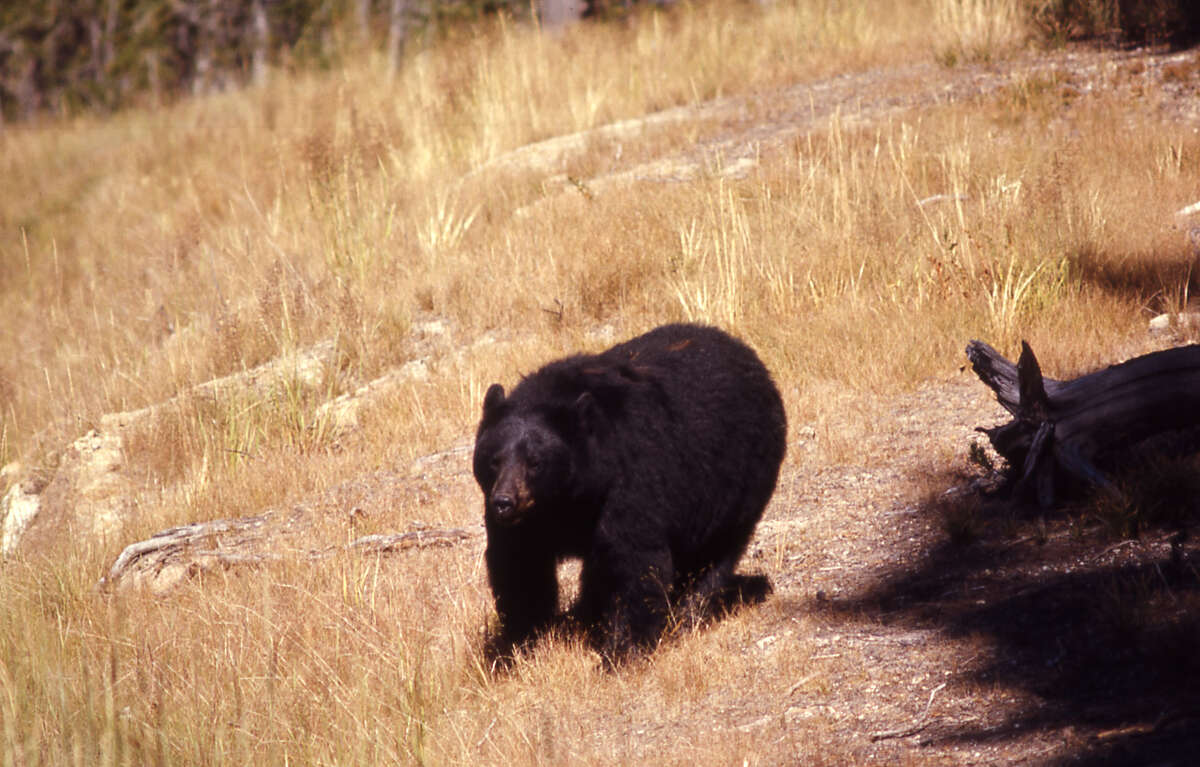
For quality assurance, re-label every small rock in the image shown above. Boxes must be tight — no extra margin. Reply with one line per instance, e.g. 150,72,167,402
1,481,42,557
719,156,758,179
1175,200,1200,217
412,318,450,338
736,715,772,732
1149,312,1200,336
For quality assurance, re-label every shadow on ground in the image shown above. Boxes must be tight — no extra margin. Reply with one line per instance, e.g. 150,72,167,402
1067,240,1200,315
830,488,1200,766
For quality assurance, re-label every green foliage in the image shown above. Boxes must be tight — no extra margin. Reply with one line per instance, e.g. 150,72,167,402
940,491,987,547
968,439,997,474
0,0,332,119
1027,0,1200,44
0,0,544,122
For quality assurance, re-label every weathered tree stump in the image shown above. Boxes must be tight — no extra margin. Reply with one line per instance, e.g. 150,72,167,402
966,340,1200,507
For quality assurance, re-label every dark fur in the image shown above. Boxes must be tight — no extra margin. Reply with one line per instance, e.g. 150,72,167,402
473,323,786,666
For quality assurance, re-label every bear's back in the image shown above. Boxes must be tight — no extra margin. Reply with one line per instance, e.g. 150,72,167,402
602,323,785,439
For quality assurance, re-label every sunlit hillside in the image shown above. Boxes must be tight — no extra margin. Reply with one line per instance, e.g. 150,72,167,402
3,0,1200,763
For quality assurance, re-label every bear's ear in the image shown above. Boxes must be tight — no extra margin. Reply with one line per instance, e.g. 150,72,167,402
483,384,506,416
574,391,602,434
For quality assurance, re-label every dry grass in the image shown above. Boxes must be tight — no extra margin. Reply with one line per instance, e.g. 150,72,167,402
3,0,1200,763
933,0,1030,63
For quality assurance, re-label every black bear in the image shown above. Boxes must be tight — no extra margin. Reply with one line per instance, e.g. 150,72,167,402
473,323,786,666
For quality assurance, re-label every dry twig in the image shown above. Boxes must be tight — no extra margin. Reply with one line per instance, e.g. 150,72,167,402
869,682,947,742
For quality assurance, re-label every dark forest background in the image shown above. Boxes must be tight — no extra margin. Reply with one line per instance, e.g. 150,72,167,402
0,0,1197,125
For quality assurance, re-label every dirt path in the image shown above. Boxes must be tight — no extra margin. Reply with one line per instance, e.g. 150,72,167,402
487,44,1200,218
740,367,1200,766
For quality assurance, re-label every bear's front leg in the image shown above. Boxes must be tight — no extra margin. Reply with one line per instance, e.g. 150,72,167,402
579,540,674,666
484,538,557,666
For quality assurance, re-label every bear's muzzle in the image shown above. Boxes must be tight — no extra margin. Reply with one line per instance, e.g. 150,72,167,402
488,468,535,526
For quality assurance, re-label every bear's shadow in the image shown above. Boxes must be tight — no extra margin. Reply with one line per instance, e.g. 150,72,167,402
483,559,775,671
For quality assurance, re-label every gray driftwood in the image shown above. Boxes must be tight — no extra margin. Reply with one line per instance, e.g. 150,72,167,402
101,510,480,592
966,340,1200,507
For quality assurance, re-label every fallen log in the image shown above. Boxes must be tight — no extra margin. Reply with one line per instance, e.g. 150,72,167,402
100,509,482,593
966,340,1200,507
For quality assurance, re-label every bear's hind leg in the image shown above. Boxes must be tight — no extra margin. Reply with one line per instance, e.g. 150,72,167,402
580,545,674,666
677,557,772,628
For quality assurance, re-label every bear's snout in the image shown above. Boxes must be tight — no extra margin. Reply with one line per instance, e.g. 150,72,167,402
489,493,517,523
488,491,534,526
488,466,535,526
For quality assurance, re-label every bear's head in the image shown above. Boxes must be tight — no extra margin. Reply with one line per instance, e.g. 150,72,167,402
473,382,600,528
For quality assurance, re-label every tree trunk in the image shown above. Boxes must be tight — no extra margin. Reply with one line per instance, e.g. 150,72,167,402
356,0,372,44
102,0,119,76
539,0,585,28
387,0,407,74
966,340,1200,507
250,0,269,86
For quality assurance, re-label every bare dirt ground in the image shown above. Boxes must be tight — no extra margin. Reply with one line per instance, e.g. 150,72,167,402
107,43,1200,765
751,373,1200,767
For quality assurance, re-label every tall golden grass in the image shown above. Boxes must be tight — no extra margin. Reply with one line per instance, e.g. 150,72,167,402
3,0,1200,763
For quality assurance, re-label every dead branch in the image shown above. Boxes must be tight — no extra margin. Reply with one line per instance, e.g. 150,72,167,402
869,682,947,742
1095,708,1198,742
100,513,276,588
101,511,482,591
349,528,477,553
966,340,1200,507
